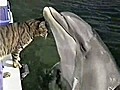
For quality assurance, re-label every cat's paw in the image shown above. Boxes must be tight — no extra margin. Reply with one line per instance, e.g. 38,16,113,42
17,56,20,61
13,61,22,68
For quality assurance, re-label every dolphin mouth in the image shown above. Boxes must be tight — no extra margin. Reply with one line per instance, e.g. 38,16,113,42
47,7,65,29
43,7,71,37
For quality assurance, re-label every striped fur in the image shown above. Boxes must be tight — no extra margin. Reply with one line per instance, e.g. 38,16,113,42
0,17,48,68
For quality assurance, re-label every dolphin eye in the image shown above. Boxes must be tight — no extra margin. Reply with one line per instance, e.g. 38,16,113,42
80,43,86,53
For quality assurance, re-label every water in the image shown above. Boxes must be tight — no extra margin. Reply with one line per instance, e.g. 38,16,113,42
10,0,120,90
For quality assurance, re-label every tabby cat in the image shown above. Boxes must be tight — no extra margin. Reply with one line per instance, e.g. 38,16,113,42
0,17,48,68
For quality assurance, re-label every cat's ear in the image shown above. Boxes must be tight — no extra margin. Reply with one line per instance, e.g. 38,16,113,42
114,84,120,90
39,21,46,28
34,21,41,30
34,17,45,29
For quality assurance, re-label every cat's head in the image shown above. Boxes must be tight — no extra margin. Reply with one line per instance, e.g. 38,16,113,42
34,21,48,38
28,18,48,38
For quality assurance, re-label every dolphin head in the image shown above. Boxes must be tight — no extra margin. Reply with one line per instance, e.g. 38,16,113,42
43,7,93,53
43,7,120,90
43,7,94,87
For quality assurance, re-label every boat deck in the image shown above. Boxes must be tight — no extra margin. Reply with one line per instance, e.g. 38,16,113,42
2,55,22,90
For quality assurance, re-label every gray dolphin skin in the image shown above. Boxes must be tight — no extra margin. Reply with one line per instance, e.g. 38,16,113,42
43,7,120,90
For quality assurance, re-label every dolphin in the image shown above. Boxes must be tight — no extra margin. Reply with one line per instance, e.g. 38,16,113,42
43,7,120,90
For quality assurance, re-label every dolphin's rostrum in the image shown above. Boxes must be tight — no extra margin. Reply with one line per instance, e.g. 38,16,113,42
43,7,120,90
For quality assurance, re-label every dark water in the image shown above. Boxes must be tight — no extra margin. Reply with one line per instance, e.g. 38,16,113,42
10,0,120,90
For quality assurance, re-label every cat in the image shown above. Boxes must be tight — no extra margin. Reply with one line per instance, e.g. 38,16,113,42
0,17,48,68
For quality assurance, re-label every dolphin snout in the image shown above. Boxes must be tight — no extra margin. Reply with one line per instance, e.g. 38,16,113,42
43,7,68,31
